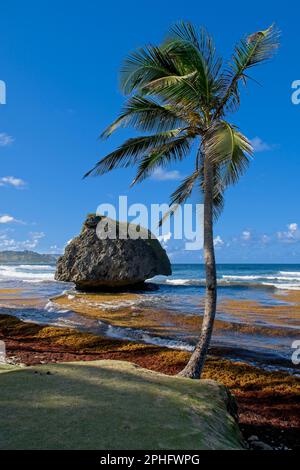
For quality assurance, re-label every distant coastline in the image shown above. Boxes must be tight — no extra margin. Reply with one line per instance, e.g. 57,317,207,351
0,249,299,267
0,250,59,265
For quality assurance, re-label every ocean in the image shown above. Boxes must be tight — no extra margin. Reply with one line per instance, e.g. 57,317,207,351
1,262,300,290
0,263,299,373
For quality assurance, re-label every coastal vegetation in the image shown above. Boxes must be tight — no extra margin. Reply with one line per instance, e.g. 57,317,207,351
53,290,300,339
85,22,279,378
1,313,299,449
0,360,243,450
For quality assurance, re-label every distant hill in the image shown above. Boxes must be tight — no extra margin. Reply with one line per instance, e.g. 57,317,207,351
0,250,60,265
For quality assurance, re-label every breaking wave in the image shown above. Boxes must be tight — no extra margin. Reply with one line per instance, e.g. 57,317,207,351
221,271,300,290
0,264,55,282
152,271,300,290
105,324,194,351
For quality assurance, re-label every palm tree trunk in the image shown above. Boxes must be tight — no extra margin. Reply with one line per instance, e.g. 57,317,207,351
178,157,217,379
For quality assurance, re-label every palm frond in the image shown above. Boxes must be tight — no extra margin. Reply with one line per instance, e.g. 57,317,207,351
197,149,225,220
169,22,222,77
120,28,218,113
203,121,253,195
221,128,253,186
85,21,278,230
101,96,189,138
131,133,193,185
170,170,199,204
171,22,201,50
216,24,279,116
84,129,185,177
140,71,201,111
159,169,199,226
164,22,223,108
120,45,184,95
204,121,252,165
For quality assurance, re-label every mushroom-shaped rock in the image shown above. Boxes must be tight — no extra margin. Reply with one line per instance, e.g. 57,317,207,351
55,214,172,290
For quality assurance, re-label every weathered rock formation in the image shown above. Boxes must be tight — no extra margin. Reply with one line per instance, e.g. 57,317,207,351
55,214,171,290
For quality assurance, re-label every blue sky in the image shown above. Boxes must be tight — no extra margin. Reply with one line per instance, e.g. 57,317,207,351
0,0,299,263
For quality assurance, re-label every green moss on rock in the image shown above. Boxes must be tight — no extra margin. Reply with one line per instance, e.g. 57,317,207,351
0,360,244,450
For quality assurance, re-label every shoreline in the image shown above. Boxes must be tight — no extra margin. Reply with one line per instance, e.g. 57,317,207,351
1,313,299,450
50,289,300,373
1,285,299,374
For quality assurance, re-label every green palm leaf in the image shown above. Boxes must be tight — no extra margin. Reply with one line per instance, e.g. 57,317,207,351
164,22,223,108
158,169,199,226
101,96,190,138
131,133,194,185
86,21,277,225
216,24,279,116
141,72,200,111
84,129,185,177
203,120,253,191
120,45,184,95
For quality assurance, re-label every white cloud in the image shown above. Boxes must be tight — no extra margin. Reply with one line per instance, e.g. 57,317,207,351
0,215,16,224
261,234,270,244
214,235,224,247
0,176,26,188
30,231,45,240
250,137,272,152
241,230,251,241
0,231,45,250
211,223,300,252
151,168,182,181
0,132,14,147
288,223,298,233
0,214,26,225
277,222,300,243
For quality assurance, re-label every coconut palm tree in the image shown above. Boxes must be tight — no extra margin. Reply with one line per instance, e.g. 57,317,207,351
85,22,279,378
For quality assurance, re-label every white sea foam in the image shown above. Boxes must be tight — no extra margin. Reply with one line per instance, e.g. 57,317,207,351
44,300,69,313
279,271,300,275
77,297,142,311
279,271,300,278
105,324,194,351
223,275,270,281
0,264,55,282
165,278,202,286
156,274,300,290
262,282,300,291
141,333,194,351
222,272,300,290
223,274,300,282
17,265,54,270
0,263,299,293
